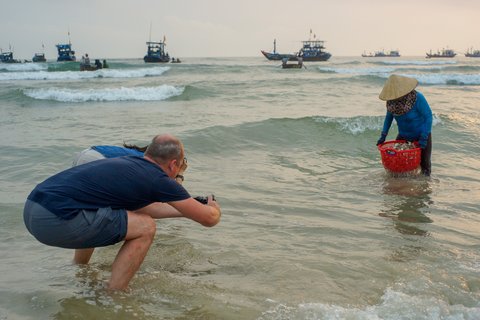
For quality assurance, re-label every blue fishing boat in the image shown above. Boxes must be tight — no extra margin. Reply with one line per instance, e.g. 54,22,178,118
56,43,76,61
0,51,21,63
144,41,170,63
297,30,331,61
261,39,297,61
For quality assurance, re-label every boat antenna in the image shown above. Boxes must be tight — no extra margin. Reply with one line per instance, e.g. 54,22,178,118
149,22,152,42
68,27,71,45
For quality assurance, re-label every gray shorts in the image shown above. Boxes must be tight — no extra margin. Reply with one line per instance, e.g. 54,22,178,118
23,200,128,249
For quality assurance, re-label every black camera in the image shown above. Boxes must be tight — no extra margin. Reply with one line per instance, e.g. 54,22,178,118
194,195,216,204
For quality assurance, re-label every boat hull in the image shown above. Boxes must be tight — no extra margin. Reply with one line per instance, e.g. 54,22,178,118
282,63,302,69
144,56,170,63
425,54,456,58
300,53,331,61
80,64,102,71
261,50,296,61
57,56,76,62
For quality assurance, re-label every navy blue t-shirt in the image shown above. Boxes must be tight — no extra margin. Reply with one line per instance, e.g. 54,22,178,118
28,156,190,219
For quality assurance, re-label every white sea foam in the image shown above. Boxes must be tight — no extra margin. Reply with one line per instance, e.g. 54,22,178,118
319,66,396,75
23,85,184,102
0,63,48,72
260,288,480,320
378,60,457,66
319,66,480,85
313,115,441,135
0,66,169,81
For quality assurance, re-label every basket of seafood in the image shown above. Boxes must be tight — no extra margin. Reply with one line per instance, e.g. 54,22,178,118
377,140,421,173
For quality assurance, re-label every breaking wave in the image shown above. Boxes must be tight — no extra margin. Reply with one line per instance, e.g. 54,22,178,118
23,85,184,102
0,66,169,81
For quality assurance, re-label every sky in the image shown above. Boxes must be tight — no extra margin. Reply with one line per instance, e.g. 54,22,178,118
1,0,480,59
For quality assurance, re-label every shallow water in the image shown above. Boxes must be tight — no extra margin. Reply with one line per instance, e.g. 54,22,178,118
0,56,479,319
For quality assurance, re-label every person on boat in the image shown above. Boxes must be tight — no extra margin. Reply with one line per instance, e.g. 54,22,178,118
297,57,303,68
81,55,86,65
376,75,433,176
281,57,288,67
84,53,90,66
94,59,102,69
102,59,108,68
23,134,221,290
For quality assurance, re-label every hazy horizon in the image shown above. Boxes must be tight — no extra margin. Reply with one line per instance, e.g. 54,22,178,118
2,0,479,60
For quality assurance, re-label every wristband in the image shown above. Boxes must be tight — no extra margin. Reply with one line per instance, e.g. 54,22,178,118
175,174,184,182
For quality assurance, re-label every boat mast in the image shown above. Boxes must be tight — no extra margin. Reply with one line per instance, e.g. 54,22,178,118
149,22,152,42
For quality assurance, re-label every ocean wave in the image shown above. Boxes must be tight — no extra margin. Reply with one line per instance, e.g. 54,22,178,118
260,287,480,320
0,66,169,81
372,59,457,66
318,66,396,75
0,63,48,72
414,73,480,85
23,85,184,102
321,67,480,85
185,115,445,156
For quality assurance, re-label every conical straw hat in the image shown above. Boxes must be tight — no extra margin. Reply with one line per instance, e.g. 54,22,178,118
379,75,418,101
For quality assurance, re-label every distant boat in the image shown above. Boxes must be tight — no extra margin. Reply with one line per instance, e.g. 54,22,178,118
32,44,47,62
465,48,480,58
261,39,297,61
281,62,303,69
362,50,400,57
297,31,331,61
144,41,170,63
426,48,456,58
32,53,46,62
0,51,21,63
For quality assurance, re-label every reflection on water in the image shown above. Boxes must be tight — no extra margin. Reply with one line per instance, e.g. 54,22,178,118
379,175,433,236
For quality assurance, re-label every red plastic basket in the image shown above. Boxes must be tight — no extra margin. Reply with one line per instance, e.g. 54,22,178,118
378,140,421,173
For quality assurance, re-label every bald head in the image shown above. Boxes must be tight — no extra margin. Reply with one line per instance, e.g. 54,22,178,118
145,134,184,165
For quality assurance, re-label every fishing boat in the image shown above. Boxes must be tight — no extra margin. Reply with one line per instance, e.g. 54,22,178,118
425,48,456,58
297,30,331,61
56,43,76,61
465,48,480,58
261,39,297,61
281,62,303,69
32,44,47,62
362,50,400,57
144,41,170,63
281,57,304,69
80,59,107,71
32,53,46,62
0,51,21,63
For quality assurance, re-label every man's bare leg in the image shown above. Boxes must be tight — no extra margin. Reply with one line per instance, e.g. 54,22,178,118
108,211,156,290
74,248,95,264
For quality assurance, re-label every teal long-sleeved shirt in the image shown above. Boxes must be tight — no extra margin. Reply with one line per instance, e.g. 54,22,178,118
381,91,432,141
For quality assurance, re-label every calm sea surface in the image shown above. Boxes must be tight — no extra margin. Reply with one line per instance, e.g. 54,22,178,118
0,56,479,319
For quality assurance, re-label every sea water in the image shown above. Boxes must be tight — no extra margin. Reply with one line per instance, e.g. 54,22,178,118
0,57,479,319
